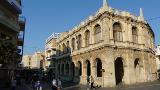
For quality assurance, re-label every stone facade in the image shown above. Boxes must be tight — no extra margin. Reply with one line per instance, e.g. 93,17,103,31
156,45,160,70
45,0,157,87
22,51,46,69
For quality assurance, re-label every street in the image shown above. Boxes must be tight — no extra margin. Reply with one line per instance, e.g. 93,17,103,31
64,81,160,90
1,80,160,90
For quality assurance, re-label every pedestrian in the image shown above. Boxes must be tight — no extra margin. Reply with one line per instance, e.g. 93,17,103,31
52,78,58,90
35,80,42,90
90,76,96,89
11,78,17,90
57,77,62,90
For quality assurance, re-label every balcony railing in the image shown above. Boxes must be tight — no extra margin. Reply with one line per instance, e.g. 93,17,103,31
0,14,19,32
19,16,26,31
7,0,22,14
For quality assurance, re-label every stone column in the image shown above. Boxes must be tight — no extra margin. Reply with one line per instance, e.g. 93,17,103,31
127,23,132,42
102,50,115,87
81,60,87,85
109,19,114,44
122,22,127,42
91,58,96,78
102,18,110,43
90,26,95,44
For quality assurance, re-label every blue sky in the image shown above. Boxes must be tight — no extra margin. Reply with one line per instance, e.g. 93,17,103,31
22,0,160,55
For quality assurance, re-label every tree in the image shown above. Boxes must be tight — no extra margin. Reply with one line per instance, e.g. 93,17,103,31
0,39,20,68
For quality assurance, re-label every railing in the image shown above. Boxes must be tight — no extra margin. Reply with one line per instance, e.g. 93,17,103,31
0,14,19,32
7,0,22,14
18,34,23,41
19,16,26,23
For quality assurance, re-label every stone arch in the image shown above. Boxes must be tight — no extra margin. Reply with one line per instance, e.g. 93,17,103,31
134,58,141,82
96,58,102,77
85,30,90,47
86,60,91,76
77,61,82,76
71,62,75,79
62,43,66,53
77,34,82,50
71,38,76,51
113,22,123,41
66,41,70,52
114,57,124,85
94,24,101,43
132,26,138,43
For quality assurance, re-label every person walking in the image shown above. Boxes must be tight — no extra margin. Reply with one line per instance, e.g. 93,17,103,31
57,77,62,90
52,78,58,90
35,80,42,90
90,76,95,89
11,79,17,90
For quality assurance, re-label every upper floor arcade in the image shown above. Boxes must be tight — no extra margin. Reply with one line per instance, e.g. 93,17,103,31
45,0,155,59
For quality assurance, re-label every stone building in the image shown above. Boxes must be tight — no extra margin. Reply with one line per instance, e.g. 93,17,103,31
45,33,60,77
156,45,160,70
22,51,46,69
46,0,157,87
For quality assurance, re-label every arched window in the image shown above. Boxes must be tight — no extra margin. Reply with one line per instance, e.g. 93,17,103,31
62,43,66,53
72,38,75,51
78,61,82,76
94,24,101,43
86,60,91,76
96,59,102,77
132,27,138,43
67,41,70,52
134,58,140,68
77,34,82,50
85,30,90,47
113,22,123,41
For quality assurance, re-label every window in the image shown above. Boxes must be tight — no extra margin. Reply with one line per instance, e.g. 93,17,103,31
94,24,101,43
62,43,66,53
85,30,90,47
132,27,138,43
77,34,82,50
78,61,82,76
72,38,75,51
113,22,123,41
96,59,102,77
67,41,70,52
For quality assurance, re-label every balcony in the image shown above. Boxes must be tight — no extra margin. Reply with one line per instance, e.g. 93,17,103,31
6,0,22,14
46,54,56,61
19,16,26,31
0,14,19,32
17,34,23,46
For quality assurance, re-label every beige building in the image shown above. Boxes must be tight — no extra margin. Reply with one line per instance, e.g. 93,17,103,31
22,51,45,69
156,45,160,70
45,33,60,75
46,0,157,87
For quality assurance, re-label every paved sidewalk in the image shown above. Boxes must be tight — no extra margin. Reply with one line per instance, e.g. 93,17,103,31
0,79,30,90
64,81,160,90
